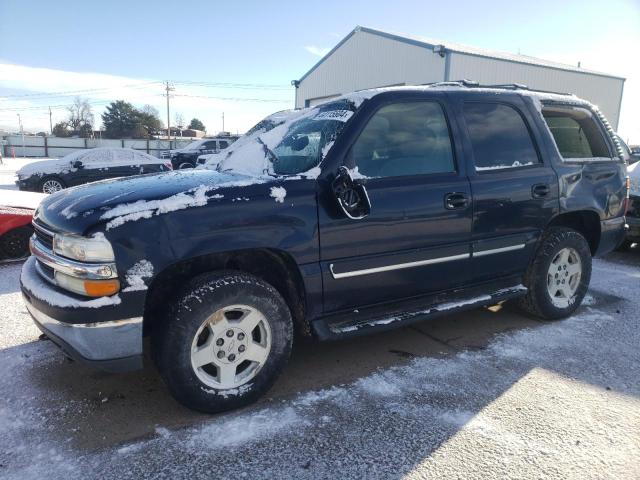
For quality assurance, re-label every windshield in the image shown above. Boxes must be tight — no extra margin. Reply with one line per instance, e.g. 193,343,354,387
212,100,357,177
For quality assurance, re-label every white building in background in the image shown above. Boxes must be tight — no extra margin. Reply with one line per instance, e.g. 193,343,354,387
293,26,625,129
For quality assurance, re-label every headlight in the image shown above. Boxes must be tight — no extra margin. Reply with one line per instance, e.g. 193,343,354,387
53,233,115,262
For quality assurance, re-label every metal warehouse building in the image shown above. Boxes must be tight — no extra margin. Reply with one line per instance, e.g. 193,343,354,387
293,26,625,129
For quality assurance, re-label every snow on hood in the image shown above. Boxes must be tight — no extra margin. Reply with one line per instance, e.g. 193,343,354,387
628,161,640,197
0,190,47,209
16,158,77,178
97,172,267,230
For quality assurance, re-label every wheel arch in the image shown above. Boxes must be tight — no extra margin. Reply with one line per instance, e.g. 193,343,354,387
546,210,601,255
143,248,308,337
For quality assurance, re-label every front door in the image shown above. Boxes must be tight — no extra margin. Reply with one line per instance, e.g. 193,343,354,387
318,94,473,313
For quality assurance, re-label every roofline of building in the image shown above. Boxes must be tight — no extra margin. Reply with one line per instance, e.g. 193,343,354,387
297,25,626,84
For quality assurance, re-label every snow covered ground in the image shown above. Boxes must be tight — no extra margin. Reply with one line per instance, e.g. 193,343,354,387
1,251,639,479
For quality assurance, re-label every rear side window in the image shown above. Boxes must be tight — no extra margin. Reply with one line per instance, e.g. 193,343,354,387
541,106,611,159
463,103,540,171
219,140,229,149
351,101,455,178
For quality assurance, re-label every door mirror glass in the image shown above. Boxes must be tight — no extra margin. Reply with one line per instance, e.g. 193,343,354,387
72,160,83,169
331,166,371,220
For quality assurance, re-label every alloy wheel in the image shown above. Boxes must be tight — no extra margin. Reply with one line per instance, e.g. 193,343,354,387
42,179,63,194
190,304,272,390
546,247,582,308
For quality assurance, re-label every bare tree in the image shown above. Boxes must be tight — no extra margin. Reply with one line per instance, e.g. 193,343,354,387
174,112,185,128
66,97,94,137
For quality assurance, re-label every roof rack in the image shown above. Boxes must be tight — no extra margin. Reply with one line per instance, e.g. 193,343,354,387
424,80,572,97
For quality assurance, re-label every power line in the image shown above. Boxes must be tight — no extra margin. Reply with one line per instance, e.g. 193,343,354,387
172,93,290,103
0,79,291,101
0,81,162,100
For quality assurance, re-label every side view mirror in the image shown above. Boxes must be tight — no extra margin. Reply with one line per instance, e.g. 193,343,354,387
331,166,371,220
72,160,83,169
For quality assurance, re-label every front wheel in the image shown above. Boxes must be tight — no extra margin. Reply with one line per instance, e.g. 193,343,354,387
40,177,65,194
152,272,293,413
518,227,592,320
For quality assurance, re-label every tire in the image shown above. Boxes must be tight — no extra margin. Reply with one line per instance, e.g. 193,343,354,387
615,238,633,252
518,227,592,320
0,225,33,260
40,177,65,194
152,271,293,413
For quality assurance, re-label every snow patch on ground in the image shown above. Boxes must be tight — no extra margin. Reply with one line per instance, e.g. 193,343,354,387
187,407,304,449
270,186,287,203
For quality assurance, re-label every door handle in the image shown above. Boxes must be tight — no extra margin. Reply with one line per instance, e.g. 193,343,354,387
444,192,469,210
532,183,550,199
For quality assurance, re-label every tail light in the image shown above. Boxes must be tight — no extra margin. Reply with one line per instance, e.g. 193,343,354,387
164,162,173,170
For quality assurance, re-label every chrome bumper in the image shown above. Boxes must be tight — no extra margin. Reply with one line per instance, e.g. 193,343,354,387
25,297,143,369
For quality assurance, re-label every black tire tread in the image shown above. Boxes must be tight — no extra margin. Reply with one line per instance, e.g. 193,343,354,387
152,270,293,413
518,227,591,320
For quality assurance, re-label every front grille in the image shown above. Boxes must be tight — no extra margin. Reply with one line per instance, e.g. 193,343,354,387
33,222,54,250
36,260,56,283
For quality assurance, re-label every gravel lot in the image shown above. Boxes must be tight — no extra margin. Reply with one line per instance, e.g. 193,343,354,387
1,249,639,479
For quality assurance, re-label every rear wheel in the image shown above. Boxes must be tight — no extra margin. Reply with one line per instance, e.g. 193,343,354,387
152,271,293,413
40,177,65,194
519,228,592,320
0,225,33,260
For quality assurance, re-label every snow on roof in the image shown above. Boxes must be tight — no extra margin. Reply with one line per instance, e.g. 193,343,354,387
298,26,626,83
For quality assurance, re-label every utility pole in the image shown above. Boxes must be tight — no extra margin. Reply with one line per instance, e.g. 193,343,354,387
222,112,225,132
17,113,25,157
164,81,174,143
49,107,53,135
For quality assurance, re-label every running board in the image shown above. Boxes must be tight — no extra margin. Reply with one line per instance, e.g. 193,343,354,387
312,284,528,340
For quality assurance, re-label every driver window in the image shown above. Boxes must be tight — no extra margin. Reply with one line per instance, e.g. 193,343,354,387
351,101,455,177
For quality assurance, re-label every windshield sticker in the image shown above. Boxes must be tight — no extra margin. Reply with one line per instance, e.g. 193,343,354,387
312,110,354,122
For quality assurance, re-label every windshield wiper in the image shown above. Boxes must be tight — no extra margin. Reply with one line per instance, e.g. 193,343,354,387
256,138,280,176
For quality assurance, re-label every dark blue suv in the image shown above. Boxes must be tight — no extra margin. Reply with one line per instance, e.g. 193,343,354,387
20,84,628,413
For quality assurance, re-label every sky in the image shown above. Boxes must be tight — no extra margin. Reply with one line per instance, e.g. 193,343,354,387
0,0,638,142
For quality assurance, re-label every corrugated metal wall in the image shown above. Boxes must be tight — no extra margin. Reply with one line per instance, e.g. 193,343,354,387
296,31,624,129
448,53,624,129
295,31,446,108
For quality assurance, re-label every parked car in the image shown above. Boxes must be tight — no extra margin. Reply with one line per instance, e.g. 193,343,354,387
618,160,640,250
16,148,172,193
21,84,627,413
169,137,237,170
0,190,46,261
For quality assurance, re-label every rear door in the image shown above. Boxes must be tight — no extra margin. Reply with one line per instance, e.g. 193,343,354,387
453,94,559,283
318,92,473,312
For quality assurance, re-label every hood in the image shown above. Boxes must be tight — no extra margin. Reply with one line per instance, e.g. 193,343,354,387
35,169,266,234
16,158,73,178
